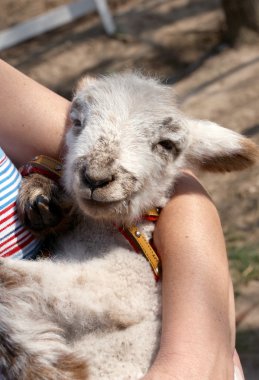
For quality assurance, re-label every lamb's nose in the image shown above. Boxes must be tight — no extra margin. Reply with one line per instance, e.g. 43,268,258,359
82,172,114,190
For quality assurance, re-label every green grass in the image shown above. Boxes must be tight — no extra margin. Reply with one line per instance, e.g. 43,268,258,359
228,246,259,288
228,246,259,355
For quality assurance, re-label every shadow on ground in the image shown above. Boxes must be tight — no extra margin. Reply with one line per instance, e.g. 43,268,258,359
238,329,259,380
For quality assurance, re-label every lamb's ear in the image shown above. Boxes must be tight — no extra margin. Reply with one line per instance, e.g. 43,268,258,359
185,119,259,172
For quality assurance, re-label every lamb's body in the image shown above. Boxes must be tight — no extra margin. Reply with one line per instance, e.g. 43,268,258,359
1,215,162,379
0,72,258,380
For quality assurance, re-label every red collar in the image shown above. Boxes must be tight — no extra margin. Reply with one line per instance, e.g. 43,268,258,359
19,155,62,182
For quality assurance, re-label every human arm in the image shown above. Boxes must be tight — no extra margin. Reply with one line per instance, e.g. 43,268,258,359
0,59,70,167
143,172,242,380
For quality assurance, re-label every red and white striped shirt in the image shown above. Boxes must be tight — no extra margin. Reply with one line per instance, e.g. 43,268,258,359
0,148,41,259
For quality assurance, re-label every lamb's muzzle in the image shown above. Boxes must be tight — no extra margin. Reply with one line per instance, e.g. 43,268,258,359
81,172,114,191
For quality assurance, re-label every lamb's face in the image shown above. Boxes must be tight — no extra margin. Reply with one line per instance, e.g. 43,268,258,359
64,73,189,223
64,73,258,224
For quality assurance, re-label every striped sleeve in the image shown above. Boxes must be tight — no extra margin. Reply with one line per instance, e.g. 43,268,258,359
0,148,42,259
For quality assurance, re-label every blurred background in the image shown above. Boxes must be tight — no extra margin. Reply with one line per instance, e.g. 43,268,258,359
1,0,259,378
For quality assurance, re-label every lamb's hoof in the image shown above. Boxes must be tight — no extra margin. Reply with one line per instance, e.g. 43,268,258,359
17,174,64,234
24,194,63,231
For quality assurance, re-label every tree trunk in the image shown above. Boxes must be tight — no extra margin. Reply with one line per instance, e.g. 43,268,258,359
222,0,259,43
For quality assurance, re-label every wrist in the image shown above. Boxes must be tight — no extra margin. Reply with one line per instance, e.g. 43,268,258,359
144,346,234,380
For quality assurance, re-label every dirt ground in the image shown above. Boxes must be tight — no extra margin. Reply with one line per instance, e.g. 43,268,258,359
1,0,259,377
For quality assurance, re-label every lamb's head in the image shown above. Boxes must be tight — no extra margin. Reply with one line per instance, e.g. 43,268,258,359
64,72,258,224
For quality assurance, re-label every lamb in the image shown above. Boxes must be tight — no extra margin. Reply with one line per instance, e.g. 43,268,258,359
0,72,258,380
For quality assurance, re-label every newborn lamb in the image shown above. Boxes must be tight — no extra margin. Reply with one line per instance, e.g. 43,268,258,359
0,73,258,380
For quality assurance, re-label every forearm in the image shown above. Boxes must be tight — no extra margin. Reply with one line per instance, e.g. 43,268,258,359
0,59,70,166
150,172,235,379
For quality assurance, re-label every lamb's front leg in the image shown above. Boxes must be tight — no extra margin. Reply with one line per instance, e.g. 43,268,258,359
0,259,88,380
17,173,71,236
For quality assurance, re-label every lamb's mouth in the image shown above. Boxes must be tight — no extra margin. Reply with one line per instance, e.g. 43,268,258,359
77,196,129,212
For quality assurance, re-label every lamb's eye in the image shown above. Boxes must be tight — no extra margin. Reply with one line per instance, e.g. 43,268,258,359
73,119,82,128
158,140,174,151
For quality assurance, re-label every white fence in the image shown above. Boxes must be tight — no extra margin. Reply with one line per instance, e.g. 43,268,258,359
0,0,115,51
